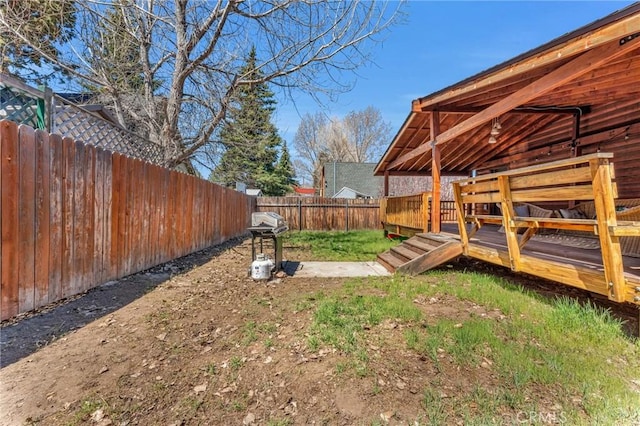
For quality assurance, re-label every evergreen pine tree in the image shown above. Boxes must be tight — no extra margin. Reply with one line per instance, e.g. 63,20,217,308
274,142,297,193
211,47,288,195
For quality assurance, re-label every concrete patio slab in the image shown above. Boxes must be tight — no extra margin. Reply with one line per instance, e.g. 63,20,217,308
283,261,391,278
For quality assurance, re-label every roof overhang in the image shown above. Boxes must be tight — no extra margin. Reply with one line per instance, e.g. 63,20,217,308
375,3,640,176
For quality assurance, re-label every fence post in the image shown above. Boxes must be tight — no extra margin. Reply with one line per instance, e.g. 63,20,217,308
345,199,349,232
298,198,302,231
44,87,53,132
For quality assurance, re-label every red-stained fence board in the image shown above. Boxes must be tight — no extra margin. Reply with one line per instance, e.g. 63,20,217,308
61,137,75,298
48,134,63,303
34,129,51,307
18,125,36,313
148,164,160,267
93,148,105,283
132,159,144,272
101,149,113,281
83,144,96,290
111,153,123,279
72,140,86,293
1,121,19,320
159,168,170,264
124,157,135,276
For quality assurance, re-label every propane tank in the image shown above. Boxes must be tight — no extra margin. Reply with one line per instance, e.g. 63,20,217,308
251,253,273,280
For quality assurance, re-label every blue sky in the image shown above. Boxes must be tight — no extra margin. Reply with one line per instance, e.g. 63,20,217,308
275,0,636,179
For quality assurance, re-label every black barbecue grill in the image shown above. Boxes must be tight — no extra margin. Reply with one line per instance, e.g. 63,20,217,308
247,212,288,271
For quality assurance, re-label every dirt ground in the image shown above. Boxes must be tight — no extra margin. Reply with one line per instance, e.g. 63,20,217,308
1,236,638,425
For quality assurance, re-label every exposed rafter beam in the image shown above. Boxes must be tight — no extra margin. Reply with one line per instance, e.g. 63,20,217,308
387,35,640,170
374,111,417,175
412,105,592,115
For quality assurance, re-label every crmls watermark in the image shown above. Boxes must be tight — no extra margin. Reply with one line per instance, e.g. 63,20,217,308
512,410,567,424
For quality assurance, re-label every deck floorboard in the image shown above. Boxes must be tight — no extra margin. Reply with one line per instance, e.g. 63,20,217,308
441,223,640,283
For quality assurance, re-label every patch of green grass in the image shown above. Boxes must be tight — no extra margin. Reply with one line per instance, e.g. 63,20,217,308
448,318,496,365
205,362,217,376
285,230,399,261
305,264,640,424
242,321,258,345
231,399,245,412
69,397,108,425
229,356,243,371
307,281,423,377
307,335,320,352
422,387,448,425
311,291,422,354
292,229,639,423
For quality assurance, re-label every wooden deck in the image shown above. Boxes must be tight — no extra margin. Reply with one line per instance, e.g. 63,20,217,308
442,223,640,288
379,154,640,306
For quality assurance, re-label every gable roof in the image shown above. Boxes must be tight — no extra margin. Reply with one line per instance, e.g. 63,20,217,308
333,186,372,199
323,162,381,198
246,188,263,196
375,3,640,177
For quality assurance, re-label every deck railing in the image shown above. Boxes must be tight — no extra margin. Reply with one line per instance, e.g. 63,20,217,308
380,193,458,236
380,192,431,235
452,153,640,304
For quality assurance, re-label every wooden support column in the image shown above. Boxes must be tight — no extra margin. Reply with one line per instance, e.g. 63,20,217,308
590,157,625,302
430,111,441,233
384,170,389,196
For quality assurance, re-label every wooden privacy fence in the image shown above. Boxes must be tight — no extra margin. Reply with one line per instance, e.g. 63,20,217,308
1,120,254,321
256,197,380,231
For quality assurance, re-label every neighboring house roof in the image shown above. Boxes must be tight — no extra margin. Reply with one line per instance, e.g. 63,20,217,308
293,186,315,196
322,162,381,198
246,189,263,196
320,162,457,199
333,186,372,199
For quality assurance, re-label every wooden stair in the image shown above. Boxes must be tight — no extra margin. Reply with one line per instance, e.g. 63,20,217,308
377,233,463,275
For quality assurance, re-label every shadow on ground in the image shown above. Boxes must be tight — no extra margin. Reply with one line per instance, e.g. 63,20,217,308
0,237,245,368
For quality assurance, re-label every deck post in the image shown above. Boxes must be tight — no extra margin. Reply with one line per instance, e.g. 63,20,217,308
497,175,521,271
452,182,469,255
422,192,430,233
590,157,625,302
430,112,441,233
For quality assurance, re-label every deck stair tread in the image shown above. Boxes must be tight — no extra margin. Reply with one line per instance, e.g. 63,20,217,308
391,245,421,261
404,238,440,252
377,252,405,272
377,233,463,275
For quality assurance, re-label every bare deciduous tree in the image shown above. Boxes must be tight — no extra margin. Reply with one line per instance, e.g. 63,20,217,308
293,106,392,186
292,111,329,186
0,0,405,170
342,106,391,162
